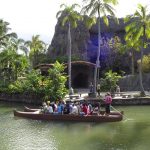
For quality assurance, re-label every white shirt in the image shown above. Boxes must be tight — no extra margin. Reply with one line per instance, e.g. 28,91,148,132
71,105,78,114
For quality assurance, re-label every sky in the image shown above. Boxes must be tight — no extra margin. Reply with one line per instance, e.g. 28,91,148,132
0,0,149,45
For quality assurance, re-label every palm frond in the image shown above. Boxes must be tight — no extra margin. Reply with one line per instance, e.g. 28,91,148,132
104,3,116,16
103,15,109,26
85,17,97,29
62,16,68,26
81,3,93,15
89,4,98,17
71,3,80,10
56,11,63,18
145,28,150,38
104,0,118,5
134,10,142,19
134,27,144,41
60,4,67,9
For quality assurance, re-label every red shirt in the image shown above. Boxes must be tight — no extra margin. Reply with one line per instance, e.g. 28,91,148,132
105,96,112,104
82,105,88,114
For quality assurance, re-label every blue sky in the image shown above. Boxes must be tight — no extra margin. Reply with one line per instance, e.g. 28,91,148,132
0,0,149,44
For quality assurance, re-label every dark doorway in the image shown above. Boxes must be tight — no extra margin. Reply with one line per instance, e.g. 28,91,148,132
73,73,88,88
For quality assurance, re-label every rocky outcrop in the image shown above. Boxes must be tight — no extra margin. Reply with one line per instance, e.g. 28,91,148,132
48,14,90,60
47,14,126,61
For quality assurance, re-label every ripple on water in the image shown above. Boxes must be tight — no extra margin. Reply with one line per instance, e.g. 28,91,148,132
0,115,59,150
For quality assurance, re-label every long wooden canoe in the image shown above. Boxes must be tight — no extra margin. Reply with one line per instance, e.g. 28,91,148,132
14,109,123,123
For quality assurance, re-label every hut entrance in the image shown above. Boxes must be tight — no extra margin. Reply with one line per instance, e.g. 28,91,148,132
73,73,88,88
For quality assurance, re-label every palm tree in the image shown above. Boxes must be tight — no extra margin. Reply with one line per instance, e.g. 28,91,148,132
121,36,141,75
0,42,29,81
124,4,150,96
56,4,82,94
81,0,118,94
0,19,17,48
25,35,46,68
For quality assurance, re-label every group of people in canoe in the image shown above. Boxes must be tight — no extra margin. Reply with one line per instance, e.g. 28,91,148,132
41,92,112,116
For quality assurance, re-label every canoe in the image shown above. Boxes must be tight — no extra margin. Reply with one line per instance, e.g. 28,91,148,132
24,106,123,116
14,109,123,123
24,106,40,112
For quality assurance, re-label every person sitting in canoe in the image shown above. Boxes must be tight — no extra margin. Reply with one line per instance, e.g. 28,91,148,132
70,103,78,115
80,103,88,115
91,102,100,115
88,103,93,115
47,103,53,114
41,102,48,113
63,102,70,114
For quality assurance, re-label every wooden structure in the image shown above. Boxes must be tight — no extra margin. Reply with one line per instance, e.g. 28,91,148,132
35,61,96,88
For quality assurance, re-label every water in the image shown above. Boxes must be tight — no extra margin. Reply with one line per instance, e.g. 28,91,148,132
0,102,150,150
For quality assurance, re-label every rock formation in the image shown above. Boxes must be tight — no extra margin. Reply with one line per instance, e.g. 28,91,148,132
47,14,126,62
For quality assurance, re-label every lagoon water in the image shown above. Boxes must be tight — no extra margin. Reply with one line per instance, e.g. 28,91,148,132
0,102,150,150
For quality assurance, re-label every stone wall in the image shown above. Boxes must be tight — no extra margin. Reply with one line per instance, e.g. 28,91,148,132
0,93,43,105
0,92,150,105
119,73,150,91
112,97,150,105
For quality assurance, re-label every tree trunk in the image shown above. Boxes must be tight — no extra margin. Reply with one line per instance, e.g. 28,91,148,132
131,50,135,75
138,60,145,96
93,11,101,94
139,27,146,96
68,23,72,93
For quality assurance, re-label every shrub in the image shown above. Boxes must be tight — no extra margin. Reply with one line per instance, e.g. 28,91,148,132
142,54,150,73
7,61,68,102
100,70,122,92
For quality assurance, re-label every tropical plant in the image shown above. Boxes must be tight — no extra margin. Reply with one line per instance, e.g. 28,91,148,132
0,19,17,48
109,35,145,75
107,36,125,70
25,35,47,68
0,38,30,85
100,70,121,92
81,0,118,94
45,61,68,101
8,61,68,102
140,54,150,73
56,4,82,94
124,4,150,96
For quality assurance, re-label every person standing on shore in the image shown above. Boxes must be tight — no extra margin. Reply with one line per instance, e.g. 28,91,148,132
104,92,112,115
116,85,120,96
97,83,101,96
89,82,94,93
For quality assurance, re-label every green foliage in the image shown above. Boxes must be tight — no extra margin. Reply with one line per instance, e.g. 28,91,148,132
45,61,68,101
81,0,118,27
57,3,82,28
7,61,68,102
25,35,47,68
100,70,121,92
141,54,150,73
0,19,17,48
124,4,150,48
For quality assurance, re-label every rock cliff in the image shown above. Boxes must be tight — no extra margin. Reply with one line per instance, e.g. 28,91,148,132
47,14,126,62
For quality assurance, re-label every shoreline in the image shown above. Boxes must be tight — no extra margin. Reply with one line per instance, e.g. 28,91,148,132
0,93,150,106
